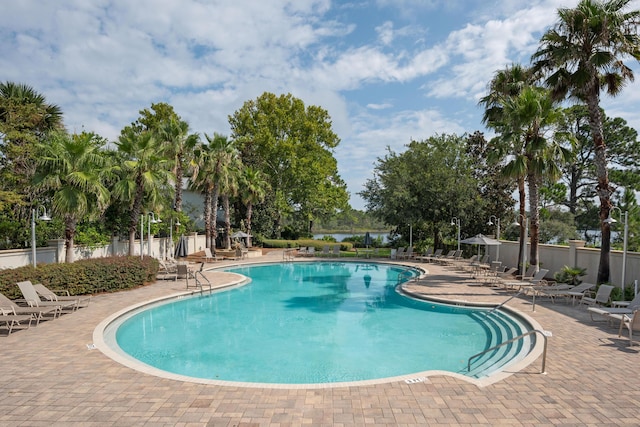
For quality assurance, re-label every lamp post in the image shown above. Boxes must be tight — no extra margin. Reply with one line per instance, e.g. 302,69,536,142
147,213,161,257
450,217,461,251
513,214,528,276
31,206,51,268
604,207,628,295
488,215,501,261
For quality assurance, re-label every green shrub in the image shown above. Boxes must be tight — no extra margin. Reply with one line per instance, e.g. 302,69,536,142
554,265,587,286
262,238,353,252
0,256,159,299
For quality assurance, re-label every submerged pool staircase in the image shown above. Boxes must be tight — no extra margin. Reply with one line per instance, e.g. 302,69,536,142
464,302,549,378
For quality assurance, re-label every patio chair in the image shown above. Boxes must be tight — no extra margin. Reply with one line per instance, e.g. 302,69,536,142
0,292,58,324
501,269,549,293
204,247,218,262
306,247,316,257
158,259,178,280
33,283,91,308
0,307,33,335
617,310,640,346
579,284,614,308
297,247,308,256
425,248,443,263
331,244,341,257
177,263,196,288
17,281,77,314
394,247,406,260
321,245,331,257
401,246,414,260
538,282,595,304
588,292,640,322
415,247,433,262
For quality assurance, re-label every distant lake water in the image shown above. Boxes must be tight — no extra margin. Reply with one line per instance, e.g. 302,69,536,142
313,232,390,244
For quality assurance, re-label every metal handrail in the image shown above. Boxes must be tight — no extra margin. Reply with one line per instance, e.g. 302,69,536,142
194,264,212,295
467,329,549,374
484,291,523,315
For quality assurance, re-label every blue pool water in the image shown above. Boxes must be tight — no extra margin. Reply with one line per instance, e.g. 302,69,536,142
114,262,532,384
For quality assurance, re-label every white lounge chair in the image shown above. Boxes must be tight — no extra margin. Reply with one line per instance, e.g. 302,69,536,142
538,282,596,304
331,244,341,257
617,310,640,346
204,247,218,262
0,307,33,335
33,283,91,308
502,269,549,293
17,281,77,314
588,292,640,322
579,284,614,308
0,292,58,324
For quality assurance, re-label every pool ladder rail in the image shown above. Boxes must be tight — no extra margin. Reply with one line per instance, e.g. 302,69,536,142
467,328,550,375
188,263,212,295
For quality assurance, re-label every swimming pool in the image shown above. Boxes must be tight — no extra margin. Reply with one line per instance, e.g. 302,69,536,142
103,261,535,386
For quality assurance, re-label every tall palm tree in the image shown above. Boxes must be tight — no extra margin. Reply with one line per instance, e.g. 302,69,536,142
113,128,172,256
480,64,531,274
0,81,64,208
239,167,269,247
531,0,640,283
191,133,238,249
157,118,199,213
501,86,568,269
33,131,111,262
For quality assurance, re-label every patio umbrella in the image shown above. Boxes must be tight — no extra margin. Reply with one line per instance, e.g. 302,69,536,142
174,234,188,258
231,231,250,239
460,234,501,246
460,233,501,256
363,232,373,248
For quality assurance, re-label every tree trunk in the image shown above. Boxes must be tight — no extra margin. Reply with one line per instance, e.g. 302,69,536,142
246,202,253,248
64,217,76,263
203,187,212,249
223,195,231,250
586,89,612,284
174,157,184,212
210,185,220,250
128,175,145,256
517,177,526,275
528,171,540,272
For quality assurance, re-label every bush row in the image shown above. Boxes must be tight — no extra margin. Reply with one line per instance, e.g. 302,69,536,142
0,256,159,299
262,239,353,252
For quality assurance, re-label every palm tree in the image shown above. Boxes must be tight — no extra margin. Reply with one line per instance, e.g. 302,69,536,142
501,86,568,269
531,0,640,283
191,133,238,250
0,81,64,208
157,118,199,213
239,167,269,247
113,128,172,256
480,64,531,274
33,131,111,262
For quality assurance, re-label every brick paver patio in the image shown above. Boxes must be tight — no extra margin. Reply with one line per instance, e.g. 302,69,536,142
1,251,639,426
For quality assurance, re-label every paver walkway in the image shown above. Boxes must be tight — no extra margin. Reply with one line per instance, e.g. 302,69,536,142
1,253,639,426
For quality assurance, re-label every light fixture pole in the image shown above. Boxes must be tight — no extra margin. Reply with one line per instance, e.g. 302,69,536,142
147,213,161,257
604,207,628,295
513,214,528,276
450,217,461,251
140,214,144,259
488,215,501,261
31,206,51,268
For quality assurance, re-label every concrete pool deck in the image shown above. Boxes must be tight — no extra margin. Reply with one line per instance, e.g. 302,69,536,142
1,252,639,426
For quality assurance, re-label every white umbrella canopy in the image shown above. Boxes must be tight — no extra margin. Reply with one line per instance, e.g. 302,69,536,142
231,231,250,239
460,234,501,246
460,233,501,257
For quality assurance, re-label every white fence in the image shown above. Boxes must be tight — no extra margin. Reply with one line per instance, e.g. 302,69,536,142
0,233,207,270
2,236,638,289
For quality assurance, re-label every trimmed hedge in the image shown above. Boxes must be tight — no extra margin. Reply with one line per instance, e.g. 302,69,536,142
0,256,159,299
262,238,353,252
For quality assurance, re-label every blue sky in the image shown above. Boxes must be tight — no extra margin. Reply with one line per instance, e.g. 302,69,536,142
2,0,639,210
